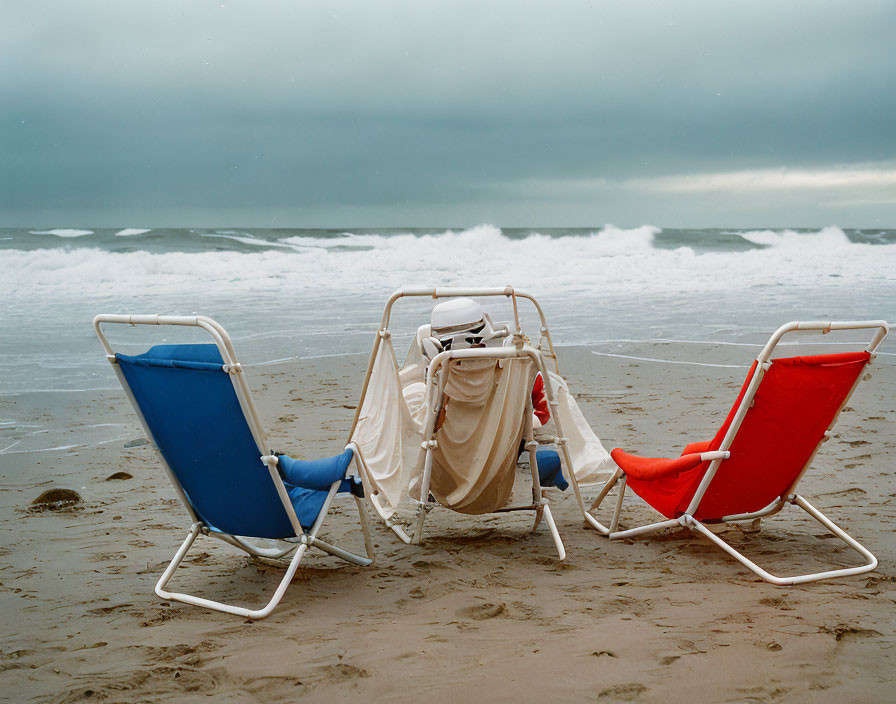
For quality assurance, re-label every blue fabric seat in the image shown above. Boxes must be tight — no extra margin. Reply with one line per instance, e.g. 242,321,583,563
535,450,569,491
116,343,357,536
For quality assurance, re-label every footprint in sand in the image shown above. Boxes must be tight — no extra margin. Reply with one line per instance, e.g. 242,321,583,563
597,683,648,701
759,596,794,611
820,624,881,642
317,663,369,681
455,602,508,620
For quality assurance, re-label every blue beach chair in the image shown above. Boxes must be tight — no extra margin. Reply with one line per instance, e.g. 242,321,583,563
94,314,374,619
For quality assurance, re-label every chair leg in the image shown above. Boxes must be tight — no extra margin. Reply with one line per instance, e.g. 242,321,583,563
305,495,376,567
609,477,627,533
411,502,429,544
685,496,877,585
354,495,377,564
155,523,309,620
533,493,545,531
541,504,566,560
589,469,622,512
581,469,621,535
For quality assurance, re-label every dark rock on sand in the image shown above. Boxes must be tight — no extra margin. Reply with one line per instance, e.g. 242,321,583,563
105,472,133,481
29,488,83,512
124,438,149,448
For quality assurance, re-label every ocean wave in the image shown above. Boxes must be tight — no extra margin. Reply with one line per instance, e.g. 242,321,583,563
115,228,152,237
201,232,296,248
29,228,94,237
276,223,660,255
734,226,852,249
1,225,893,303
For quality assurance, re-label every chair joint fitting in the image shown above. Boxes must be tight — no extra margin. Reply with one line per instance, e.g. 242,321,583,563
379,329,391,339
106,354,118,364
260,454,279,469
223,362,242,374
421,440,438,450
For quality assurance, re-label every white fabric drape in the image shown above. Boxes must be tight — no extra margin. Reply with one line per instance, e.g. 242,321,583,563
350,338,615,519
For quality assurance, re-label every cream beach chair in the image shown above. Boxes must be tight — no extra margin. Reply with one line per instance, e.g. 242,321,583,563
587,320,888,585
347,287,616,559
94,314,374,619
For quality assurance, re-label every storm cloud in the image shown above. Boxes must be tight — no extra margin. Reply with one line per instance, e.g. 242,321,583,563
2,1,894,227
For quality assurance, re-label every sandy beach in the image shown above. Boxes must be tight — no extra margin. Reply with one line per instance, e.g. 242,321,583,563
1,343,893,703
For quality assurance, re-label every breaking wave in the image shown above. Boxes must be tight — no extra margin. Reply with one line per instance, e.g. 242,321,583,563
734,226,853,249
1,225,893,305
28,228,94,237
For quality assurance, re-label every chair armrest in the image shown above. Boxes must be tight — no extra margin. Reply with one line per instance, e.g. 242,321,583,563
276,449,355,491
681,440,712,456
610,448,707,481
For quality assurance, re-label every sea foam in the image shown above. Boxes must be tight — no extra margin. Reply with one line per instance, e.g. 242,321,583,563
2,225,893,305
28,229,94,237
735,226,852,249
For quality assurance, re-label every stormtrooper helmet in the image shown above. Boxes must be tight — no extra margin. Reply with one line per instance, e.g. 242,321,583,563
424,297,507,357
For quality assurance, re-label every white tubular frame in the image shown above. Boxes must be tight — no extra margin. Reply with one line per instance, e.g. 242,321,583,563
588,320,888,585
347,287,576,559
94,314,375,619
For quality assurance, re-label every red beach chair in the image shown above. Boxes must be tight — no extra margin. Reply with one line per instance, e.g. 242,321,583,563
588,321,888,585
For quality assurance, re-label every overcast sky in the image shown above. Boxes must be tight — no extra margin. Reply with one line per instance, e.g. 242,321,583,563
2,1,894,228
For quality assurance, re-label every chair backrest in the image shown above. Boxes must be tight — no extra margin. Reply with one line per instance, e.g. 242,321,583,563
429,356,534,513
693,351,870,519
115,343,295,539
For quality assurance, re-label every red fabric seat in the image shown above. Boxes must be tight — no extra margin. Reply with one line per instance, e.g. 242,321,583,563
613,352,870,521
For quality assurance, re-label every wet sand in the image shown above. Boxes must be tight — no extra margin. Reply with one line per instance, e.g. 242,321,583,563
1,344,894,703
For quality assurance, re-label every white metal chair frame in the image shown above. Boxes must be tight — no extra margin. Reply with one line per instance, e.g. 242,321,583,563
587,320,889,585
94,314,375,619
347,287,596,560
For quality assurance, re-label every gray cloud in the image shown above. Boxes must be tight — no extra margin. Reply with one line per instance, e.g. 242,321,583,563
2,1,895,227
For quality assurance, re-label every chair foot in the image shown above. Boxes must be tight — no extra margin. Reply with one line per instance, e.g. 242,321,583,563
411,503,430,544
389,522,413,544
155,524,309,619
686,499,877,585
